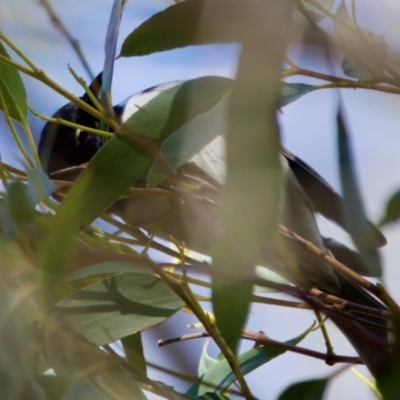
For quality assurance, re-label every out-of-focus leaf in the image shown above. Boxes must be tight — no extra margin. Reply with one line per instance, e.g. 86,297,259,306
293,0,335,25
38,136,151,286
61,378,108,400
6,180,34,226
378,188,400,227
198,340,219,377
253,265,291,293
27,168,56,206
336,108,381,276
65,261,144,282
53,272,184,346
122,333,147,376
45,328,147,400
376,361,400,400
211,1,291,353
147,81,315,187
281,83,317,107
0,42,28,125
187,326,312,397
33,376,72,400
0,240,40,400
101,0,126,111
334,1,388,79
277,378,329,400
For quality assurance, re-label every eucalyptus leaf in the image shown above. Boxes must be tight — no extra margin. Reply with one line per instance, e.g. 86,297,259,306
278,378,329,400
0,42,28,125
45,328,147,400
281,83,317,107
53,272,184,346
39,76,232,284
6,180,34,227
120,0,241,57
337,108,381,276
211,2,290,353
101,0,126,110
27,168,56,206
187,325,312,397
122,332,147,376
198,340,219,378
378,188,400,227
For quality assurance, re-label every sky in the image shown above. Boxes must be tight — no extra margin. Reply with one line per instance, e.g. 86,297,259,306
1,0,400,399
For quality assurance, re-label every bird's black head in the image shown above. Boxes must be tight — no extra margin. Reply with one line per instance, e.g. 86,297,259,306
38,74,104,174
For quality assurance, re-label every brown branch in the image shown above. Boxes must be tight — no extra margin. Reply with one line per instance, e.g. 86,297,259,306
278,225,378,295
158,330,362,365
310,288,391,319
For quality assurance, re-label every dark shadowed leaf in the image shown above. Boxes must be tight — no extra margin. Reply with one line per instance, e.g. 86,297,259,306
378,188,400,227
278,377,329,400
122,333,147,376
187,326,312,397
0,42,28,125
336,108,381,276
53,271,184,346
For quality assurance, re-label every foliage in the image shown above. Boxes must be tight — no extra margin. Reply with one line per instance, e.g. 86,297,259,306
0,0,400,399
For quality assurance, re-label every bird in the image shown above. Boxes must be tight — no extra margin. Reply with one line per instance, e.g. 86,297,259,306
39,74,390,374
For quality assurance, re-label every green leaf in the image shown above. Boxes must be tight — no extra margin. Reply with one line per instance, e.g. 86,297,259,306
281,83,317,107
45,328,147,400
39,75,232,288
278,378,329,400
376,361,400,400
0,42,28,125
211,2,290,353
0,240,41,400
6,180,34,227
187,325,312,397
198,340,219,377
121,0,239,57
337,109,381,276
334,1,388,79
53,271,184,346
378,188,400,227
38,135,151,286
147,96,229,187
27,168,56,206
147,82,315,188
119,76,233,144
253,265,291,293
122,333,147,377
